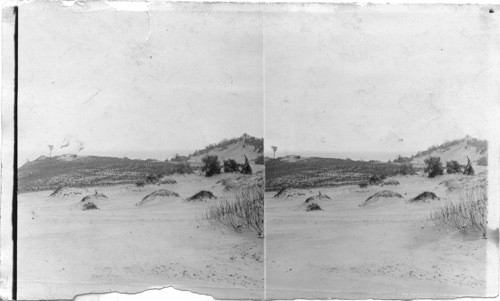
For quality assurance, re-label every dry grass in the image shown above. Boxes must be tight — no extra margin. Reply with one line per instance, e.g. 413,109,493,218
203,187,264,237
429,190,487,237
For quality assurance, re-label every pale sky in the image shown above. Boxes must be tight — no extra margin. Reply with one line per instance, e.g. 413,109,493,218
19,2,263,163
265,5,499,157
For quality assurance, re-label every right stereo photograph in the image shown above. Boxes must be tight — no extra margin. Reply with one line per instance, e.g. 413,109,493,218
264,4,498,300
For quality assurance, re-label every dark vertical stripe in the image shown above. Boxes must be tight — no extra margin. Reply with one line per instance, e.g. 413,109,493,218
13,5,18,300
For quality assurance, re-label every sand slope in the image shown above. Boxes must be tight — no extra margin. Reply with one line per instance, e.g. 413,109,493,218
188,140,261,165
266,172,489,299
18,166,264,300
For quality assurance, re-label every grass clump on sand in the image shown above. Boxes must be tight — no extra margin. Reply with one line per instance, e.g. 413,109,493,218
204,187,263,237
82,202,99,211
408,191,440,203
186,190,217,202
137,189,179,206
50,186,84,197
360,190,403,207
305,192,331,203
430,190,487,238
306,202,322,212
80,190,107,202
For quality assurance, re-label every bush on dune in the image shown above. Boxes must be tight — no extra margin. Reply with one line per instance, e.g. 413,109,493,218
429,189,487,238
463,157,475,175
240,155,252,175
82,202,99,210
306,202,322,211
146,173,162,184
398,164,415,175
424,157,444,178
203,187,263,237
174,162,193,174
446,160,462,174
201,155,221,177
223,159,240,173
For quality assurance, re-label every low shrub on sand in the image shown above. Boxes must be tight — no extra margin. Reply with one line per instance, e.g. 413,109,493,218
50,186,84,197
424,157,444,178
201,155,222,177
186,190,216,202
429,190,487,238
273,187,288,197
80,191,107,203
82,202,99,210
306,202,322,211
305,192,331,203
407,191,440,203
240,155,252,175
159,178,177,185
223,159,240,173
204,187,263,237
360,190,403,207
446,160,462,174
137,189,179,206
463,157,475,175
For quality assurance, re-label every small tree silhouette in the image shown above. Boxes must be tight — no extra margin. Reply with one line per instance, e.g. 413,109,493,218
201,155,221,177
463,156,475,175
223,159,239,173
47,145,54,157
271,146,278,158
241,155,252,174
445,160,462,174
424,156,444,178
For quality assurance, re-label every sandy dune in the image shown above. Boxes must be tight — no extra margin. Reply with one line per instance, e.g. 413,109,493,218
265,171,489,299
18,167,264,300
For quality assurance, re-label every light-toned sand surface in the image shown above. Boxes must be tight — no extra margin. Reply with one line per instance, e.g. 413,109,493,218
18,169,263,300
266,171,489,299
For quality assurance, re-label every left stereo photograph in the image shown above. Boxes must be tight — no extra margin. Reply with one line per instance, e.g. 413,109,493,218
11,2,264,299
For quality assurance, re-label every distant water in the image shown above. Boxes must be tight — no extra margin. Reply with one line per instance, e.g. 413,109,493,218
266,150,415,162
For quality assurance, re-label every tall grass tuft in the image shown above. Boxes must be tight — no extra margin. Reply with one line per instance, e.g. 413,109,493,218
204,187,264,237
429,189,487,237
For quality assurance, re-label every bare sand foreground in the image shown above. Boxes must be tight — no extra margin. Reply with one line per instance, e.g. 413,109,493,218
18,167,264,300
266,169,490,299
